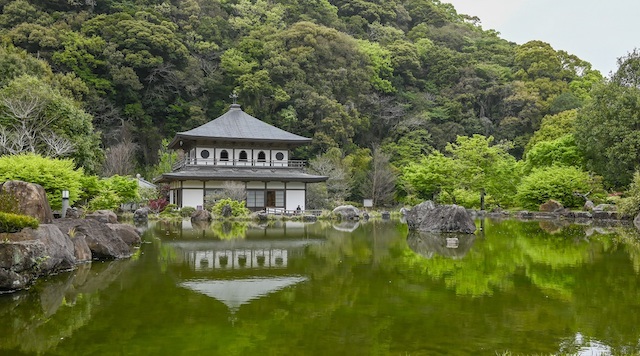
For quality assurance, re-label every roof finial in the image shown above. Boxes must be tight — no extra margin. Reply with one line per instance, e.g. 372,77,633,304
229,91,238,105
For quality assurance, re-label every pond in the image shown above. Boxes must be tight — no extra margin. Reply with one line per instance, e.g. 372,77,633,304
1,218,640,355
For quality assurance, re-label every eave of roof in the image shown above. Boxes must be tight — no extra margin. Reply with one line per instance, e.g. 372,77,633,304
154,168,328,184
168,104,311,149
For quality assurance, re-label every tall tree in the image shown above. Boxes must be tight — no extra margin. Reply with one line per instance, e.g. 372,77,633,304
360,147,397,207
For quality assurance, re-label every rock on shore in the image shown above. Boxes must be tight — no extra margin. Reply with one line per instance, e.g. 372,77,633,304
406,201,476,234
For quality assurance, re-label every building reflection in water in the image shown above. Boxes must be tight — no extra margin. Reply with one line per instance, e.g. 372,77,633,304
164,222,323,320
190,248,288,271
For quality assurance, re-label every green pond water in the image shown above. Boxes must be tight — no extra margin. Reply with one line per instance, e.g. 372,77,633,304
2,218,640,355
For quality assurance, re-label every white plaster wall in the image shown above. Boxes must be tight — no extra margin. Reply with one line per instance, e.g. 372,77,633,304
267,182,285,189
182,189,204,208
205,181,226,189
182,180,203,188
287,182,305,189
247,181,265,189
195,147,215,165
286,190,305,210
271,150,288,167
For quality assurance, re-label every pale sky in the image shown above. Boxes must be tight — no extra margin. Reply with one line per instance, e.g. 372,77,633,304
444,0,640,76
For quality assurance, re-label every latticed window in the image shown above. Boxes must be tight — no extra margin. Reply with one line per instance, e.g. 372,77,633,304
257,151,266,162
247,190,265,208
239,150,248,161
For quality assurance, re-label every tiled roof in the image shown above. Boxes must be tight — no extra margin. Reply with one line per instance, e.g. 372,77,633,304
155,167,328,183
169,104,311,148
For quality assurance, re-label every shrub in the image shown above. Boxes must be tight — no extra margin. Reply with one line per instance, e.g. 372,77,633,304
180,206,196,217
149,198,169,213
516,166,600,210
0,154,84,210
87,190,121,211
618,171,640,218
211,198,250,218
87,175,140,211
0,212,39,233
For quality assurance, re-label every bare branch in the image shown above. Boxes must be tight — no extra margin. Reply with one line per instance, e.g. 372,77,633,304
1,89,44,121
41,131,76,157
102,140,138,176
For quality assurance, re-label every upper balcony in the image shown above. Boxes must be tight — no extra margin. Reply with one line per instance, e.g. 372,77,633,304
172,157,306,171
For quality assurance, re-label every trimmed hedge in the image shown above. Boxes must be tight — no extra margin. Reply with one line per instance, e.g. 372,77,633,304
0,212,39,233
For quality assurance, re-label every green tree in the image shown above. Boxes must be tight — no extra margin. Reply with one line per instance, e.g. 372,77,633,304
359,147,396,207
309,148,352,204
524,135,582,173
0,74,103,172
575,81,640,188
526,109,578,152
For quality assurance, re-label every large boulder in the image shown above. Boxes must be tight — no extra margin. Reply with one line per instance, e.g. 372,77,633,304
85,210,118,224
332,205,360,220
27,225,76,272
191,209,212,222
593,204,616,212
53,219,133,259
539,199,564,212
1,225,76,272
405,201,435,229
634,213,640,230
72,236,92,262
133,207,149,221
583,200,595,211
406,201,476,234
106,224,142,246
0,240,47,291
221,204,233,217
0,224,81,291
0,180,53,223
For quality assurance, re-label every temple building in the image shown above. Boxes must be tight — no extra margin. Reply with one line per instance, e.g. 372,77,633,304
155,103,327,211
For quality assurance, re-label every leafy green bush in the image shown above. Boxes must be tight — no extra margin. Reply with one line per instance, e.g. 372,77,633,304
618,171,640,218
0,212,39,233
211,199,250,218
180,206,196,217
0,154,84,210
87,175,140,211
516,166,600,210
87,190,121,211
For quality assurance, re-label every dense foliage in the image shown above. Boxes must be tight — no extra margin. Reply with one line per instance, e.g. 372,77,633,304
211,198,250,218
87,175,139,211
515,166,600,210
0,153,84,210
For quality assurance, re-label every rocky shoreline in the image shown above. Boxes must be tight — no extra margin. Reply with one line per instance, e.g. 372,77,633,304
0,181,141,292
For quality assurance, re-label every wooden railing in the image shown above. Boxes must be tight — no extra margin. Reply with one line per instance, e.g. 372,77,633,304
172,158,306,171
266,208,323,216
